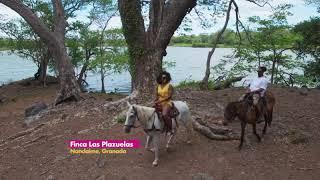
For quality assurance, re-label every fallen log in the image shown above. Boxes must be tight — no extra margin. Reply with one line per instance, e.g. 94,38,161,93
192,118,239,141
213,76,244,90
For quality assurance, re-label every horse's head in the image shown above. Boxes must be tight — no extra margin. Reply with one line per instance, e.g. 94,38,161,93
124,101,138,133
223,102,238,125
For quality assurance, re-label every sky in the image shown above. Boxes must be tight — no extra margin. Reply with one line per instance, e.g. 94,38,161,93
0,0,318,37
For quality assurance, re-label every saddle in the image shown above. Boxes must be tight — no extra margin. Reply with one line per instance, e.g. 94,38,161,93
154,103,179,117
244,92,267,123
153,102,179,132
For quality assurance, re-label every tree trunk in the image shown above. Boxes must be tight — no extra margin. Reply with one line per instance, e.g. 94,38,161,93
271,60,276,84
101,70,106,93
77,62,88,91
53,47,80,105
39,50,50,86
118,0,196,97
0,0,81,105
275,61,280,84
200,0,232,90
131,49,163,96
200,50,215,90
271,50,277,84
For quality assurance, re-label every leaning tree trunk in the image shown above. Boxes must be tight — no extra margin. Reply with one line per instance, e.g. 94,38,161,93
77,49,92,91
39,49,50,86
52,45,80,104
200,0,232,90
119,0,197,98
0,0,81,105
77,62,88,90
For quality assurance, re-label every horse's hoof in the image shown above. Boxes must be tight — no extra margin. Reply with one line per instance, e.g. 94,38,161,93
148,148,155,153
152,161,158,167
166,146,172,152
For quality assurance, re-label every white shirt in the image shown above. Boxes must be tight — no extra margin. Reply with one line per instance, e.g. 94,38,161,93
249,76,268,96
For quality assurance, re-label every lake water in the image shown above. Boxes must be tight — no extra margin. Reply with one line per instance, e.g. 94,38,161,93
0,47,300,93
0,47,236,92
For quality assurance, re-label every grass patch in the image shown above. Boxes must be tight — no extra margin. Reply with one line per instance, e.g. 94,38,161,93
175,80,216,90
114,115,126,124
175,80,201,90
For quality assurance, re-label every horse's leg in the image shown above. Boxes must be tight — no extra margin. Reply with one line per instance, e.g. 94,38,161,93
145,135,154,152
268,108,273,127
239,121,246,150
252,123,261,142
152,132,160,167
262,114,268,134
166,132,176,151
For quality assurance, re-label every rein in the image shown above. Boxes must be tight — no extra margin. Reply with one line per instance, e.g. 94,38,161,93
131,106,142,128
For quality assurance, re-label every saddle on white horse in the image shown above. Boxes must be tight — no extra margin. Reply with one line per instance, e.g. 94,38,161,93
145,103,180,132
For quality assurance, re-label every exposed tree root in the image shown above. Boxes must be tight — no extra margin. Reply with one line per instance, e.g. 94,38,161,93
192,118,239,140
0,123,45,147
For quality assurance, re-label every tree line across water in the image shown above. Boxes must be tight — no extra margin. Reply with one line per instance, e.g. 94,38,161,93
0,0,319,105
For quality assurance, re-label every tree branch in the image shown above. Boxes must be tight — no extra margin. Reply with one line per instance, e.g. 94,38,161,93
0,0,56,45
52,0,67,39
155,0,197,49
147,0,165,42
245,0,272,8
118,0,146,56
200,0,233,89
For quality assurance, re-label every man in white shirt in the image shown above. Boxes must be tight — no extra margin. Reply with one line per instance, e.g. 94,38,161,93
239,66,268,123
247,66,268,98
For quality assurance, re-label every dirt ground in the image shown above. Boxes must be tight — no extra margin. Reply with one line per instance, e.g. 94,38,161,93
0,81,320,180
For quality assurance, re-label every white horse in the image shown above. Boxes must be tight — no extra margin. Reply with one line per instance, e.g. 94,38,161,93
124,101,193,166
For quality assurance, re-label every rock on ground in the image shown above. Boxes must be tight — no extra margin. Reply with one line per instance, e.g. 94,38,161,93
25,102,48,117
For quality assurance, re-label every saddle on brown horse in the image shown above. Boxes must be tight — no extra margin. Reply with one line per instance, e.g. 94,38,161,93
243,92,267,123
153,103,179,132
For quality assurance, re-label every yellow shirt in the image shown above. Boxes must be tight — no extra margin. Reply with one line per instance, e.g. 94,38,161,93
157,83,172,106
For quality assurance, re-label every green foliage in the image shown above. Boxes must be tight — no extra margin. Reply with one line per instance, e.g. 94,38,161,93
115,115,126,124
0,18,50,70
175,80,201,90
305,0,320,13
217,4,309,86
88,28,129,92
170,29,239,48
0,38,11,50
175,79,215,90
163,60,176,70
0,0,91,75
293,17,320,85
67,22,100,68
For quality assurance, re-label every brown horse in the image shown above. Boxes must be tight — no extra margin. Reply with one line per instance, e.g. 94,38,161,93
223,91,275,150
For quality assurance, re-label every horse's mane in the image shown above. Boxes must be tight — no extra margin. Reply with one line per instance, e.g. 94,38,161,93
225,101,240,115
133,105,156,122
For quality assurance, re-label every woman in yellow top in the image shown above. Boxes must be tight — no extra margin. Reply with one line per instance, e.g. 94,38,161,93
155,71,174,132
